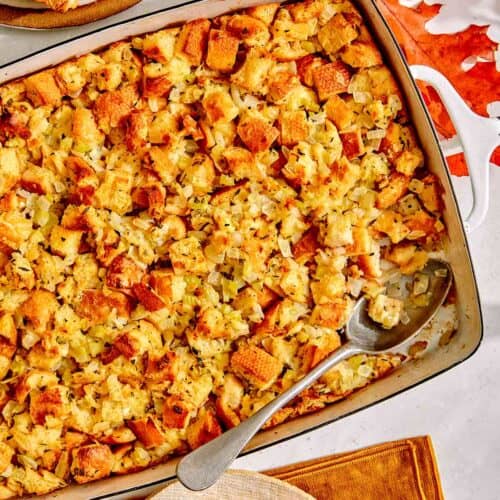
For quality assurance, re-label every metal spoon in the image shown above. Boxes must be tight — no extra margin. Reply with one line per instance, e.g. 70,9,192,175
176,259,452,491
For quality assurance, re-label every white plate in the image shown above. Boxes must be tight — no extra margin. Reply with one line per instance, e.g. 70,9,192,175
0,0,94,9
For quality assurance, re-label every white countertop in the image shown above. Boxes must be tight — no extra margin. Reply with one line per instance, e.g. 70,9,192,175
1,1,499,499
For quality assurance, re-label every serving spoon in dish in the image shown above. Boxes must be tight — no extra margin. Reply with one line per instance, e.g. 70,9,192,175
177,259,452,491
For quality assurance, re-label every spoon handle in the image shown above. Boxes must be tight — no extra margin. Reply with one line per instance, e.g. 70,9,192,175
176,342,360,491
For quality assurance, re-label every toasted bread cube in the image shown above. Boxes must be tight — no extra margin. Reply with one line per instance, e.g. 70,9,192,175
231,344,283,390
202,90,239,124
143,75,172,98
301,331,341,372
192,307,227,339
373,210,409,243
162,395,193,429
223,147,262,181
323,212,353,248
0,443,13,475
395,148,424,176
325,95,355,130
143,29,177,63
367,66,400,100
376,172,410,209
20,164,56,195
56,62,86,96
125,110,150,152
341,41,383,68
148,109,178,144
96,63,122,92
169,237,209,275
147,146,179,184
93,84,138,132
339,130,364,159
253,301,281,337
246,2,279,25
310,299,351,329
318,14,359,55
255,286,280,310
231,48,274,93
313,61,350,101
182,153,216,195
345,226,372,256
132,183,166,220
186,408,223,450
288,0,323,22
311,274,346,305
0,149,20,198
237,115,278,153
292,226,319,262
72,108,103,148
49,226,82,263
176,19,211,66
71,444,113,484
227,14,270,46
149,269,176,303
0,314,17,361
29,386,66,425
144,351,178,383
21,290,58,332
128,416,165,448
24,70,62,107
206,29,239,72
77,289,131,324
268,71,300,102
215,373,244,428
368,294,403,329
418,174,442,214
132,283,165,311
385,242,429,275
280,110,309,146
357,249,382,278
405,210,442,240
106,254,144,289
296,54,324,87
95,169,133,214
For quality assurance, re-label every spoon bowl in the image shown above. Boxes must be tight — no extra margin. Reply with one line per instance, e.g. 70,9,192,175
347,259,452,352
176,259,453,491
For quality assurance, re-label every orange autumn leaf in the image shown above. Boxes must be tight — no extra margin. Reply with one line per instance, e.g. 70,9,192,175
376,0,499,174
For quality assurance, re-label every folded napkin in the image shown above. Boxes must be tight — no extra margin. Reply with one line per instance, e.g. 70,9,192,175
266,436,444,500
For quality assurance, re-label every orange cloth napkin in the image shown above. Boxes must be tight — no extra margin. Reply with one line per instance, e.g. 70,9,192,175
265,436,444,500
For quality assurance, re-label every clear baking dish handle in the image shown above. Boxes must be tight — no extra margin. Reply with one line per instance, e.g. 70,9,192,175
410,64,500,233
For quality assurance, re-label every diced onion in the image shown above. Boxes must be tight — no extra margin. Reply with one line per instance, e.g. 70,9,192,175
348,277,365,298
353,91,372,104
278,237,292,257
366,128,387,140
400,309,411,325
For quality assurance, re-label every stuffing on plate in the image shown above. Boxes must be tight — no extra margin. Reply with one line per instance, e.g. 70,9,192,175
0,0,448,495
34,0,79,12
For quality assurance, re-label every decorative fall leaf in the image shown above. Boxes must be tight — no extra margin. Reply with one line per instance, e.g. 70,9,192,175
376,0,499,176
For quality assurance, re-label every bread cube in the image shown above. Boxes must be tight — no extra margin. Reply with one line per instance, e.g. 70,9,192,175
372,210,409,243
206,29,239,72
93,84,138,132
106,254,144,289
237,115,278,152
310,299,350,329
128,416,165,448
215,373,244,428
395,148,424,176
227,14,270,46
325,95,355,130
340,41,382,68
279,110,309,146
318,14,359,55
49,226,82,263
186,408,222,450
0,148,20,198
24,70,62,107
231,48,273,93
162,395,193,429
339,130,364,159
176,18,211,66
143,29,177,63
231,344,283,390
376,172,410,209
169,237,209,275
368,294,403,329
313,61,351,101
246,2,279,25
71,444,113,484
202,90,238,124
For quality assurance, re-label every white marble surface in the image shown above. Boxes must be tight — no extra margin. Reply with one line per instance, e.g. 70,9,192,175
1,1,499,499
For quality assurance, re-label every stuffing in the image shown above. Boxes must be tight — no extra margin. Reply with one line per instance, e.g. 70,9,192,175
0,0,447,495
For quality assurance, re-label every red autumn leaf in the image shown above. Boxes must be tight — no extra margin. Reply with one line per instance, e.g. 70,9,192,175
376,0,499,174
